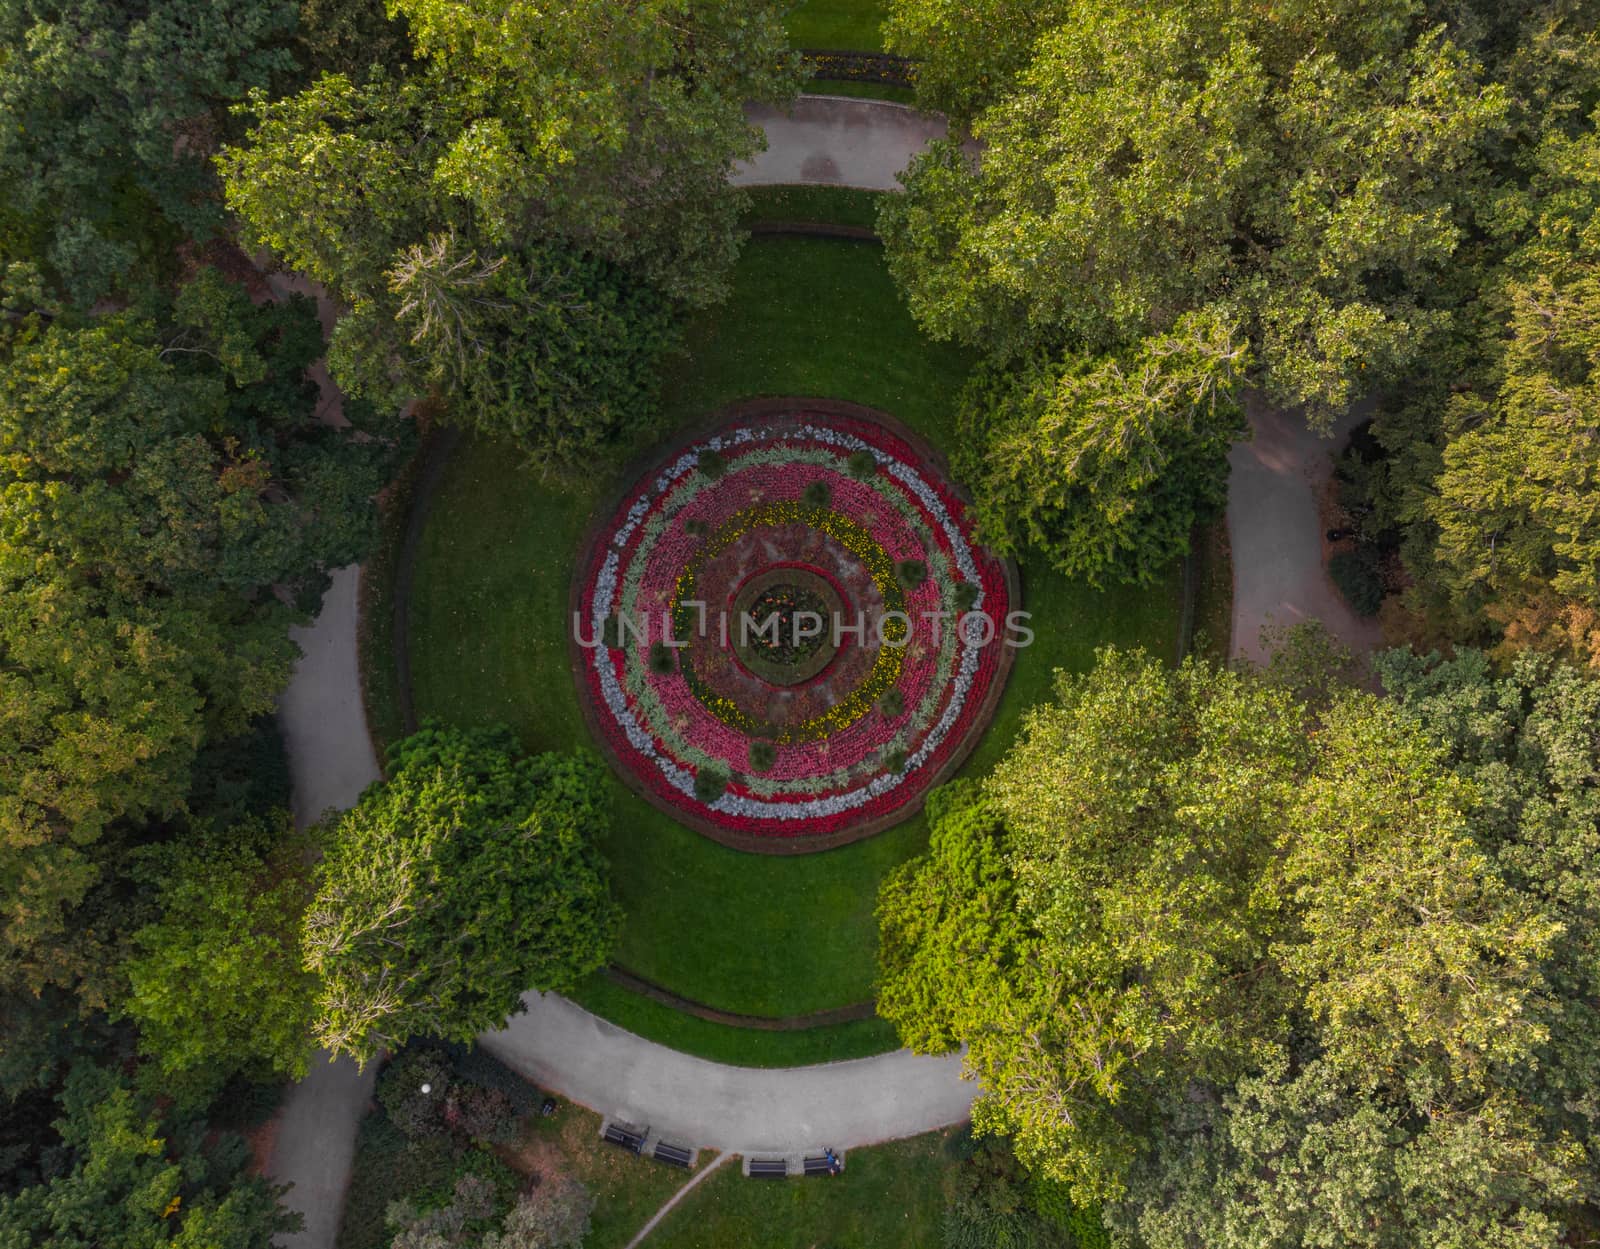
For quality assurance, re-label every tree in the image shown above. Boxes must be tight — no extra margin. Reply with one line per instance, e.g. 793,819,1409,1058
0,0,298,305
881,1,1504,424
878,647,1597,1240
0,274,392,1001
882,651,1310,1198
0,1062,296,1248
953,309,1247,583
480,1179,592,1249
304,726,621,1064
219,0,796,464
122,831,316,1102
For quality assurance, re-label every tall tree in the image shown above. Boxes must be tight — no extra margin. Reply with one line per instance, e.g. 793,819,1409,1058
0,0,298,305
304,726,621,1065
220,0,796,465
0,274,392,1002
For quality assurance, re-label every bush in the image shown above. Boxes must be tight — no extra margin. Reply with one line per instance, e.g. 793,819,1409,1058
885,748,908,773
880,688,906,718
802,480,832,509
698,449,728,480
896,559,928,589
693,768,729,803
379,1048,454,1140
749,741,777,773
954,581,981,613
847,449,878,479
482,1177,593,1249
448,1083,519,1146
648,642,675,674
1328,548,1383,617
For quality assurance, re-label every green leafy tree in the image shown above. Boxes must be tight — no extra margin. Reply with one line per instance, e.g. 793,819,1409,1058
954,309,1247,583
0,1062,296,1248
879,647,1596,1240
0,0,298,305
480,1179,592,1249
304,726,621,1064
220,0,797,464
0,275,391,1001
122,832,316,1102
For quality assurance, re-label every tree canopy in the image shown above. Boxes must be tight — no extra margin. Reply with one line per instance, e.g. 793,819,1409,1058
878,647,1598,1243
304,726,621,1065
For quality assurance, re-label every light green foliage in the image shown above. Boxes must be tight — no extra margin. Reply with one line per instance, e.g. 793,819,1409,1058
0,1062,295,1248
954,309,1247,583
220,0,797,464
304,725,621,1065
882,0,1504,423
884,0,1067,119
0,276,390,1001
0,0,297,305
479,1180,592,1249
123,835,316,1100
879,647,1599,1239
1427,118,1600,638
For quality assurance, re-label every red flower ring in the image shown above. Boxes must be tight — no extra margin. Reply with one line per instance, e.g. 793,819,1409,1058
572,402,1018,849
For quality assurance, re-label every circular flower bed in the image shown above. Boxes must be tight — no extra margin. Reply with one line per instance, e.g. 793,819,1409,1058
573,401,1017,847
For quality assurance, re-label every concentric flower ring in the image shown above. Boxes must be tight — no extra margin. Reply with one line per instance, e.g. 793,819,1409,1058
572,400,1018,849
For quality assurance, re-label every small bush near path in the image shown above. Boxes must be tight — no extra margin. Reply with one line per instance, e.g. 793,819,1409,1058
1329,547,1384,617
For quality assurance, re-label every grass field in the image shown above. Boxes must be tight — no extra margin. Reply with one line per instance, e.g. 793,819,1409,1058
394,194,1187,1063
650,1132,962,1249
788,0,890,51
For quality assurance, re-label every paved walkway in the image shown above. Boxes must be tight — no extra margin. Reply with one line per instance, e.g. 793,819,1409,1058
1227,395,1383,664
733,95,959,190
481,994,973,1154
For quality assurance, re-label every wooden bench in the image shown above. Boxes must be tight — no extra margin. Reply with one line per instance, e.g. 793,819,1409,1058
601,1123,647,1155
748,1158,789,1178
803,1154,839,1177
653,1141,693,1169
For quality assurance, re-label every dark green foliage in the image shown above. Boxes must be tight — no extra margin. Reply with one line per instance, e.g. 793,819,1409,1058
803,479,833,508
0,1061,297,1248
897,559,929,589
684,517,710,537
880,688,906,718
379,1048,454,1140
693,768,729,804
0,0,298,306
954,581,981,613
847,449,879,479
885,748,909,773
1327,548,1384,617
749,741,778,773
602,614,626,649
304,725,621,1063
698,449,729,480
648,642,676,675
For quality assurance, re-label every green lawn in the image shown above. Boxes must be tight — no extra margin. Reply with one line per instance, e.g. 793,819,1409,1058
788,0,889,51
649,1132,962,1249
398,210,1185,1063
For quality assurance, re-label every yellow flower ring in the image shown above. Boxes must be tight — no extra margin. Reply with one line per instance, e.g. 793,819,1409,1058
572,399,1019,851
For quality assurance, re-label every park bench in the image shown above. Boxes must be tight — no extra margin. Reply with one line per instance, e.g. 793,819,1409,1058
601,1123,647,1155
748,1158,789,1178
653,1141,694,1169
803,1153,841,1177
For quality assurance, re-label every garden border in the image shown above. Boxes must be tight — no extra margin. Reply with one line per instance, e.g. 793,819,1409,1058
602,967,876,1031
568,396,1021,855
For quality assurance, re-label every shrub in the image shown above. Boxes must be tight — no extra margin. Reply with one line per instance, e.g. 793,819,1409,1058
684,517,709,537
802,480,832,509
749,741,778,772
847,449,878,479
648,642,675,674
694,768,729,803
482,1177,593,1249
885,748,908,773
447,1083,519,1145
1328,547,1383,617
954,581,981,613
379,1048,453,1140
880,688,906,718
601,614,625,649
698,449,728,479
896,559,928,589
